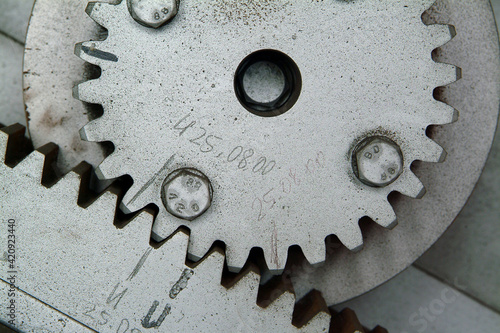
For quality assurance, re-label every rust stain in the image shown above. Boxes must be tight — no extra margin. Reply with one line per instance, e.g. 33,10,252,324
40,108,68,129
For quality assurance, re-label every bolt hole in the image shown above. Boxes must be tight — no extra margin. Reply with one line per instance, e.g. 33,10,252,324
234,49,302,117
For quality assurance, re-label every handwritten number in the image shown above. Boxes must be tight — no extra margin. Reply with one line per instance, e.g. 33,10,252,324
252,198,265,221
173,115,196,136
228,146,243,162
262,161,276,175
263,188,276,209
189,127,207,146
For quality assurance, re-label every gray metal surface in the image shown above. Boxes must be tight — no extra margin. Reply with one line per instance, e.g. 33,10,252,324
23,0,110,174
0,0,33,43
0,35,25,127
75,0,456,271
21,0,500,309
292,0,500,306
333,266,500,333
0,280,94,332
0,126,331,332
413,1,500,313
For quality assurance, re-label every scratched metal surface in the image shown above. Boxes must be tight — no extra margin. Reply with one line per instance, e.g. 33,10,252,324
23,0,111,175
0,280,93,332
0,134,330,332
15,0,500,314
292,0,500,306
74,0,457,272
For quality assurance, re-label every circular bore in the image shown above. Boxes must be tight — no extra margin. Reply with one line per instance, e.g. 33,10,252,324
234,49,302,118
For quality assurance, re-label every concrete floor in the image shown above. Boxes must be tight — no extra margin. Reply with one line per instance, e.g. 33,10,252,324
0,1,499,332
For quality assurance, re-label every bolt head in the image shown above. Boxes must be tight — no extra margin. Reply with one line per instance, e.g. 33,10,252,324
127,0,179,29
162,169,212,221
354,137,403,187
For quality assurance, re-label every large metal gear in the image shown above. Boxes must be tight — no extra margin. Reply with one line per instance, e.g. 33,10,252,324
0,124,340,332
74,0,458,271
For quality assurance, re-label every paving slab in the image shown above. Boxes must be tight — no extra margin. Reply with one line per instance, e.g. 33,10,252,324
0,35,25,126
0,0,34,43
334,266,500,333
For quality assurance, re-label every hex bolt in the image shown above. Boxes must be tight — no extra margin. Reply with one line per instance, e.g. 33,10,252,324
353,137,404,187
161,168,213,221
127,0,179,28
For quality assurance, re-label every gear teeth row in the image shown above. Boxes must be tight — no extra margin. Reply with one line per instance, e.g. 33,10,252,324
74,0,460,271
1,124,341,332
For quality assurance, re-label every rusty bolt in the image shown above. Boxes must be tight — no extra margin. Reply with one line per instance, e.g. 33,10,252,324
161,168,212,221
127,0,179,29
353,137,403,187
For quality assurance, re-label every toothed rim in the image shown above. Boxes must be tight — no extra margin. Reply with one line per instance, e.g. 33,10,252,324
0,124,334,331
74,0,459,271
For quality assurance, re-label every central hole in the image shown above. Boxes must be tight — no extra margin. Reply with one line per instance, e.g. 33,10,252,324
242,61,286,104
234,49,302,117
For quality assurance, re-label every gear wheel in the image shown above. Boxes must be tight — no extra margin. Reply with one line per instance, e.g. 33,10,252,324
0,124,335,332
75,0,458,271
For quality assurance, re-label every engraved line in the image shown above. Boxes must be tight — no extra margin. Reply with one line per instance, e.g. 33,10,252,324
127,154,176,206
127,248,153,281
81,45,118,62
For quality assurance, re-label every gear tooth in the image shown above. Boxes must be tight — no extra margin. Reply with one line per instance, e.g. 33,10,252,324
263,245,288,273
292,290,330,330
369,200,397,229
226,245,253,273
0,124,27,164
86,189,119,218
73,80,103,104
157,228,190,256
80,119,108,142
432,62,461,87
227,269,261,301
336,225,363,252
151,211,188,242
264,291,296,321
85,1,116,27
121,181,157,213
414,138,447,163
13,144,58,184
426,24,454,49
95,152,122,180
427,100,459,125
300,244,326,266
191,248,226,283
298,311,331,332
49,169,85,202
396,170,426,199
120,210,155,244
